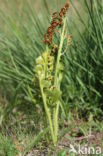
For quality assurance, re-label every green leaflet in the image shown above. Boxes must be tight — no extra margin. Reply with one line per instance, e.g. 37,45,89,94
34,50,63,104
46,88,61,103
41,79,50,88
36,56,44,65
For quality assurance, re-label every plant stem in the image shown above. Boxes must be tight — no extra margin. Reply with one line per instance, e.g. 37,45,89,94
54,17,66,85
39,80,55,144
53,18,66,143
54,101,59,143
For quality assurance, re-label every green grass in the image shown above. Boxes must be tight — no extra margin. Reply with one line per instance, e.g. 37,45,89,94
0,133,18,156
62,0,103,119
0,0,103,155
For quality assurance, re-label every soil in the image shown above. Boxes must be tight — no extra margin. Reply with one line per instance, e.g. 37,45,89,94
26,131,103,156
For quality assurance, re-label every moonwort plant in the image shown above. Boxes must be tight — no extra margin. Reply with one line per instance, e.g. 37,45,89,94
34,1,71,145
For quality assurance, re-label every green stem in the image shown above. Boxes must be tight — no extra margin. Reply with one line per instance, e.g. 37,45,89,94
54,18,66,85
53,18,66,143
39,80,55,144
54,102,59,143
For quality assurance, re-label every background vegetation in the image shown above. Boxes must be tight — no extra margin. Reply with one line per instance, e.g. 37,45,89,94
0,0,103,155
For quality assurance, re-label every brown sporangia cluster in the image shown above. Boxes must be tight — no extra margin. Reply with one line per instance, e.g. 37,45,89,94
50,45,58,55
67,34,72,45
43,2,69,45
